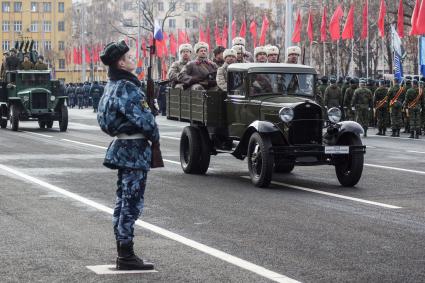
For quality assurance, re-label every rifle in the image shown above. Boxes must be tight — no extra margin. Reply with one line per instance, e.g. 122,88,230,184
146,39,164,168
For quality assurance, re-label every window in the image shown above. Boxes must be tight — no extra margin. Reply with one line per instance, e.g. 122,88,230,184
58,41,65,51
33,41,39,50
58,2,64,12
31,2,37,12
192,3,198,12
2,21,9,32
168,19,176,28
14,2,21,12
30,21,38,32
14,21,22,32
192,19,198,29
157,2,163,11
2,41,10,52
44,41,52,50
184,3,190,11
2,2,10,12
43,2,51,12
185,19,191,28
42,21,52,32
58,21,65,31
58,59,65,69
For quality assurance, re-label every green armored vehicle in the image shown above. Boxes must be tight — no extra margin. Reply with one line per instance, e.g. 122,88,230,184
167,63,366,188
0,70,68,131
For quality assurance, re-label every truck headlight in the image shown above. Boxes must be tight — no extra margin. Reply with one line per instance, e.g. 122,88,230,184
327,107,342,123
279,107,294,123
23,96,29,102
50,96,56,101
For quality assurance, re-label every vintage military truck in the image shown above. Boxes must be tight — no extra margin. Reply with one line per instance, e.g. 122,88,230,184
0,70,68,131
167,63,366,188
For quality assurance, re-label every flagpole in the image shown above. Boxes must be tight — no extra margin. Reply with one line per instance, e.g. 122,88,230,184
228,0,232,48
310,41,313,66
323,42,326,76
351,39,354,77
366,0,369,79
337,40,339,78
418,36,421,77
382,36,385,77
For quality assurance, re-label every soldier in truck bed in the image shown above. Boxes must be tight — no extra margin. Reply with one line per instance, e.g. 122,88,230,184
167,44,193,88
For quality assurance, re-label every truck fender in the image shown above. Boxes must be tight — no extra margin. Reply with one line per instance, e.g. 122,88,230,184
232,121,283,160
7,98,24,112
326,121,364,145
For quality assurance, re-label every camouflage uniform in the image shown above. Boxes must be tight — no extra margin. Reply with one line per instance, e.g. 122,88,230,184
216,62,230,91
97,76,159,244
387,83,404,136
404,86,423,138
323,84,342,109
343,84,358,121
352,86,373,136
373,86,389,135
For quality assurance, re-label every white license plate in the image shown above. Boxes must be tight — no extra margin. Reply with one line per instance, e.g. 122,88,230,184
325,146,349,154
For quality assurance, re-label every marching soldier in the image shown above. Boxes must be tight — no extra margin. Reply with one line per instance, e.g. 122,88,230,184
373,80,389,135
351,79,373,137
404,79,423,139
89,81,103,113
324,77,342,110
20,55,34,70
178,42,218,90
67,83,76,108
318,76,329,97
387,77,404,137
402,78,412,133
254,46,268,63
34,55,48,70
285,46,301,64
266,46,280,63
167,43,193,88
216,49,237,91
76,83,85,109
343,78,358,121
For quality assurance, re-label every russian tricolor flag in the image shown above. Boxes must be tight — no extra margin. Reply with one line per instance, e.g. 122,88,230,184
154,20,164,41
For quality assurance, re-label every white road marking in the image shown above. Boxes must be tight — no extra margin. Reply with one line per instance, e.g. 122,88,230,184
0,164,299,283
370,134,425,142
241,177,401,209
365,163,425,175
161,135,181,141
407,150,425,154
86,265,158,275
22,131,53,138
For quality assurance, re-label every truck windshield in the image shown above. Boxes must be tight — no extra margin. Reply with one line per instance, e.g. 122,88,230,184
249,73,314,97
21,73,50,85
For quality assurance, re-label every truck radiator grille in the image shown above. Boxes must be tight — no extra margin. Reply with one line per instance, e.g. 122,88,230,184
289,103,323,145
31,92,48,109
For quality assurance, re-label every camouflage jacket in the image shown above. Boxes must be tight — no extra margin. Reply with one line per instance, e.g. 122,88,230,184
216,62,229,91
97,79,159,171
324,84,342,108
352,87,373,108
373,87,388,109
404,87,423,110
387,84,405,105
343,86,357,108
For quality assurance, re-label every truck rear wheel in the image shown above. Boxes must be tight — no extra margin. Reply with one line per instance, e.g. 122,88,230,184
197,128,211,174
334,135,364,187
10,105,19,131
180,126,202,174
247,132,274,188
59,104,68,132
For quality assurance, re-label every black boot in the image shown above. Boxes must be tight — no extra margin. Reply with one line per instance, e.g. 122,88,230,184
396,129,400,137
116,241,154,270
363,129,367,137
415,130,420,139
409,131,414,138
382,128,386,136
376,128,382,135
391,129,396,137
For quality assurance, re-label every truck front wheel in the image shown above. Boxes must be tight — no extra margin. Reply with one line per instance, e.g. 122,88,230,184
334,135,364,187
59,104,68,132
247,132,274,188
10,105,19,131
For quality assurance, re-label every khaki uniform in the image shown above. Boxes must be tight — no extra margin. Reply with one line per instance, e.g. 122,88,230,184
404,87,423,132
387,84,405,131
216,62,230,91
352,87,373,135
373,86,389,133
20,61,34,70
34,62,48,70
343,86,357,121
178,58,218,90
167,60,188,88
324,84,342,108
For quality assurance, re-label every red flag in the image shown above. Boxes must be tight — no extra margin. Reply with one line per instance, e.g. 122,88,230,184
199,27,206,42
142,39,147,58
321,7,327,42
169,33,177,56
214,22,221,46
232,20,236,39
361,1,368,40
78,47,82,65
397,0,404,38
416,0,425,34
222,22,228,48
342,4,354,40
410,0,420,35
239,19,246,38
161,58,168,80
329,5,343,41
249,20,257,48
259,15,269,46
206,25,211,48
162,32,168,57
377,0,386,37
185,31,190,44
307,9,314,42
292,11,302,43
178,29,184,46
73,47,78,64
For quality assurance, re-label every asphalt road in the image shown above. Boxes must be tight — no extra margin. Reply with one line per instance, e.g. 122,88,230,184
1,108,425,283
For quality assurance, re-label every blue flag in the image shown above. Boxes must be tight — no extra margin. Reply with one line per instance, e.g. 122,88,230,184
420,36,425,77
391,25,403,81
154,20,163,41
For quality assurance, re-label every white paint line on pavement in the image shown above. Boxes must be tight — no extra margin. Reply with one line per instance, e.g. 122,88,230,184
86,265,158,275
370,134,425,142
407,150,425,154
0,164,299,283
241,177,401,209
365,163,425,176
161,135,181,141
22,131,53,138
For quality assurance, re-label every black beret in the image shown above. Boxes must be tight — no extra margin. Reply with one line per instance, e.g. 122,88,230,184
100,40,129,66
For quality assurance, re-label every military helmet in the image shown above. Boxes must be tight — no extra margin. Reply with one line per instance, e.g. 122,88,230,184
266,45,279,56
223,48,237,59
329,76,337,84
100,40,129,66
194,41,209,53
359,78,367,85
254,46,267,58
232,37,246,46
178,43,193,54
350,78,359,84
345,76,352,83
